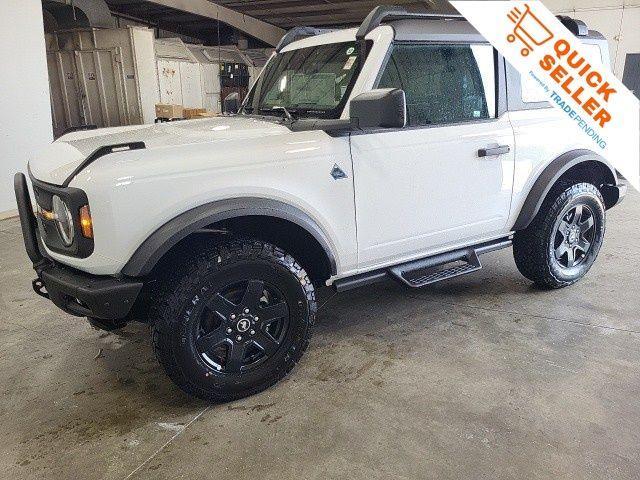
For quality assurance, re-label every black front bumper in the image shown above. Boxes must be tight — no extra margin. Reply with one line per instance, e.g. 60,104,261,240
14,173,143,320
32,264,143,319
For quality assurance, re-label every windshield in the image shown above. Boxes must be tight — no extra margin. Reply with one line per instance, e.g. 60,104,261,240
243,41,363,119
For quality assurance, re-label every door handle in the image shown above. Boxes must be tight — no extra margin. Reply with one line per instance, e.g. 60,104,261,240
478,145,511,157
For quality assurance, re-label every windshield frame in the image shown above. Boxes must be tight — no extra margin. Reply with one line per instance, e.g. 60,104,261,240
241,40,368,120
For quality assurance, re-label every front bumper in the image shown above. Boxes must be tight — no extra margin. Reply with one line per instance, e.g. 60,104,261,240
14,173,143,320
32,264,143,319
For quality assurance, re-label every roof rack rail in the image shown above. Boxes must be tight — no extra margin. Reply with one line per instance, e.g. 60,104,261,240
356,5,464,42
275,26,335,52
356,6,588,41
356,5,464,63
556,15,589,36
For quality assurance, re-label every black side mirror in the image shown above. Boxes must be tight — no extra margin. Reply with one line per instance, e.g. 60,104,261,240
223,92,240,114
350,88,406,129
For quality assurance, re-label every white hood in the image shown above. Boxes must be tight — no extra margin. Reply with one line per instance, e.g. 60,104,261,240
29,116,290,185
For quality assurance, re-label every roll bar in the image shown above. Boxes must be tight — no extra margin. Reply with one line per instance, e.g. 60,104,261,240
355,5,464,41
275,4,590,66
355,5,464,65
275,26,336,52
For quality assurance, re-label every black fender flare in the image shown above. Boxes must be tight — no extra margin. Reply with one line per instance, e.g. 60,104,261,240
513,149,618,231
121,198,338,278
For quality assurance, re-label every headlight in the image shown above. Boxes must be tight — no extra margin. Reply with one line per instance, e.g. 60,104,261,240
52,195,74,246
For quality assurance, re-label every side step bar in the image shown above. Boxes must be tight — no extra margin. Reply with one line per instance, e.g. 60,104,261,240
389,249,482,288
334,237,512,292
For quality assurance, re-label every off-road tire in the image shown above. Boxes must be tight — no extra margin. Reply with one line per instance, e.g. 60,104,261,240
513,182,606,289
151,239,316,402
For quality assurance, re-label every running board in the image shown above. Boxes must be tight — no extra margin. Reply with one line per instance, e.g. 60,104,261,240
333,237,512,292
389,249,482,288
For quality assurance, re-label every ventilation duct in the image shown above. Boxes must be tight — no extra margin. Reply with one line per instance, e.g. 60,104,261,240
42,0,115,31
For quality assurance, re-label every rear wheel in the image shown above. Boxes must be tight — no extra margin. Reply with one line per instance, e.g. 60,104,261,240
151,239,316,402
513,182,606,289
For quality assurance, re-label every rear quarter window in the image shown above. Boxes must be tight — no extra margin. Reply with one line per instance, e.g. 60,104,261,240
520,42,604,104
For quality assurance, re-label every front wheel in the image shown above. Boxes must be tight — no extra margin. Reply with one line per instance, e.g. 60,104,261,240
513,182,606,289
151,239,316,402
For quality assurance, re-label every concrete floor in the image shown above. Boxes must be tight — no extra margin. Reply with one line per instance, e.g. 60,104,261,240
1,191,639,480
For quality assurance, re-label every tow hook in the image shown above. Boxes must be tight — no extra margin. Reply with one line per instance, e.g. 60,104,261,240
32,278,50,299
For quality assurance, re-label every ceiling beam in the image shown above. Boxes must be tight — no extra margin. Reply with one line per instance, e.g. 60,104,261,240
142,0,286,45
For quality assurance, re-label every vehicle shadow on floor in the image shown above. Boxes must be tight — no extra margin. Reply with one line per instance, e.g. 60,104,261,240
42,263,558,416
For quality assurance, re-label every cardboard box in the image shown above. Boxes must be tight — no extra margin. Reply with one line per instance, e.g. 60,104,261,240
155,104,184,119
184,108,208,120
196,111,217,118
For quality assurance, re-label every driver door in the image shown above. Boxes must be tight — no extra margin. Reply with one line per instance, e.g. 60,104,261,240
351,43,515,269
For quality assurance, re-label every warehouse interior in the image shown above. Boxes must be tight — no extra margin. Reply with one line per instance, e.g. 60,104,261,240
1,0,639,217
1,1,639,478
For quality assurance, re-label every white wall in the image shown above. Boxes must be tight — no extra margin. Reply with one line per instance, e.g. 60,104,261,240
0,0,53,217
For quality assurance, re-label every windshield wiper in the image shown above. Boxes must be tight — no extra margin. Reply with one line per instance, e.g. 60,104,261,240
273,106,295,122
259,106,298,123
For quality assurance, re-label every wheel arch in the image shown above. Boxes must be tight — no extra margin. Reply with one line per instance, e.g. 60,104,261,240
513,149,618,231
121,198,338,279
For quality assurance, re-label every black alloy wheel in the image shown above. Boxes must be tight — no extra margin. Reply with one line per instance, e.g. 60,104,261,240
196,279,290,373
152,239,316,402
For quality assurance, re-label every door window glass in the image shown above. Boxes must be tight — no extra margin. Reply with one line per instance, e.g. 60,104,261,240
378,44,496,126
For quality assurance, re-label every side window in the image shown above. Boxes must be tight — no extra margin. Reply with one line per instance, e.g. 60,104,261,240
520,43,603,104
378,43,496,126
582,43,603,64
520,73,551,104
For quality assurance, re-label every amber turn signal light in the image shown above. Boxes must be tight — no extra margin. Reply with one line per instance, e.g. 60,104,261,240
79,205,93,239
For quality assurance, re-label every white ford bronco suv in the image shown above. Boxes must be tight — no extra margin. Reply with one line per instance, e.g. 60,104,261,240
15,6,627,402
